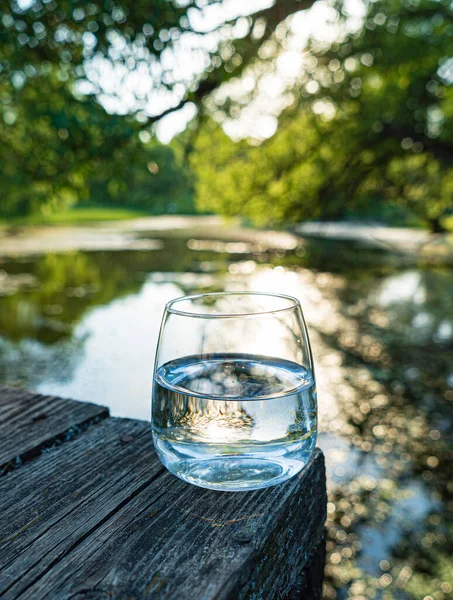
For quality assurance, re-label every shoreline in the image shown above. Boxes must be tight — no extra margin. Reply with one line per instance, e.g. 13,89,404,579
0,216,300,257
0,216,452,263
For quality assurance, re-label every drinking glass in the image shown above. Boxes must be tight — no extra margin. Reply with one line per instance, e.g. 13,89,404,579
152,292,317,491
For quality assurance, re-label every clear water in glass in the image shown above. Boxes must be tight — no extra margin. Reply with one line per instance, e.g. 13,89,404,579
152,293,317,491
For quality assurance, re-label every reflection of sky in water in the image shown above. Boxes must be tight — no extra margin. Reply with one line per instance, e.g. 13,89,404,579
37,281,182,418
376,270,425,306
357,480,439,577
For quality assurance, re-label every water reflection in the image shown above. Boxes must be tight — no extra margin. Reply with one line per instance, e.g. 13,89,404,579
0,235,452,598
36,281,182,418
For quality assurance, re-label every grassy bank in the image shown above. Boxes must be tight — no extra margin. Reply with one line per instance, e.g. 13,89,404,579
0,205,153,227
1,204,452,232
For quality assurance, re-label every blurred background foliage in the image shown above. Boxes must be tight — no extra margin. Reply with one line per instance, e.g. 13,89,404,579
1,0,452,229
192,0,453,231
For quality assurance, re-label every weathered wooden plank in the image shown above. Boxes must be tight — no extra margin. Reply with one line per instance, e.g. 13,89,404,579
0,387,108,473
295,534,326,600
0,417,161,599
25,451,325,600
0,400,325,600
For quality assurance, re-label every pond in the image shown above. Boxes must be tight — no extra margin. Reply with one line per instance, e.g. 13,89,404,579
0,230,452,599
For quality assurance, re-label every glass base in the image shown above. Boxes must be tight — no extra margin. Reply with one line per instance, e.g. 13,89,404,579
172,457,293,491
153,436,316,491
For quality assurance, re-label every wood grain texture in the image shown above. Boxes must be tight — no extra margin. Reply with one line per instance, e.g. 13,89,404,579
0,418,162,599
0,387,108,474
0,389,326,599
1,441,325,598
289,533,326,600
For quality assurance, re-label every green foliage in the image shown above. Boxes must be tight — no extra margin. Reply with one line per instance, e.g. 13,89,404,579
0,62,192,216
0,205,151,226
387,153,453,230
0,69,142,216
1,0,452,226
0,0,306,218
89,139,194,214
193,0,453,231
192,116,327,225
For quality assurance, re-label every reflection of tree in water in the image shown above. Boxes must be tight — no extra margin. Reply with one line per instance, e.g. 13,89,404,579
1,252,141,344
154,393,254,443
278,238,410,274
0,241,229,389
0,238,241,390
311,266,453,599
0,240,231,344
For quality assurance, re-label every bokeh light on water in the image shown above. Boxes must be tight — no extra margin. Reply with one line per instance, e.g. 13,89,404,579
0,233,452,599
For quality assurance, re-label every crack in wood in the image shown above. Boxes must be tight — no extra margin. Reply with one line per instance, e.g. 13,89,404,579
0,387,109,477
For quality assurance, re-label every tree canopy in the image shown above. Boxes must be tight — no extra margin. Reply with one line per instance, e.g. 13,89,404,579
1,0,452,228
192,0,453,231
0,0,312,216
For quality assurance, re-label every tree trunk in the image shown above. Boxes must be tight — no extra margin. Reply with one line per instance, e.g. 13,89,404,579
428,216,446,234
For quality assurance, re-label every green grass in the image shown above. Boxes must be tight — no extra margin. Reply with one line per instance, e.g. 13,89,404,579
0,205,152,226
1,203,452,231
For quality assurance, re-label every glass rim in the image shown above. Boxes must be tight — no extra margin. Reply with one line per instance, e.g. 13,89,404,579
165,291,301,319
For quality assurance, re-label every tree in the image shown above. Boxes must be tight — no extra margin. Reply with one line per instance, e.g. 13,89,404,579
0,0,317,216
192,0,453,231
191,114,330,225
89,137,194,214
0,70,145,216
